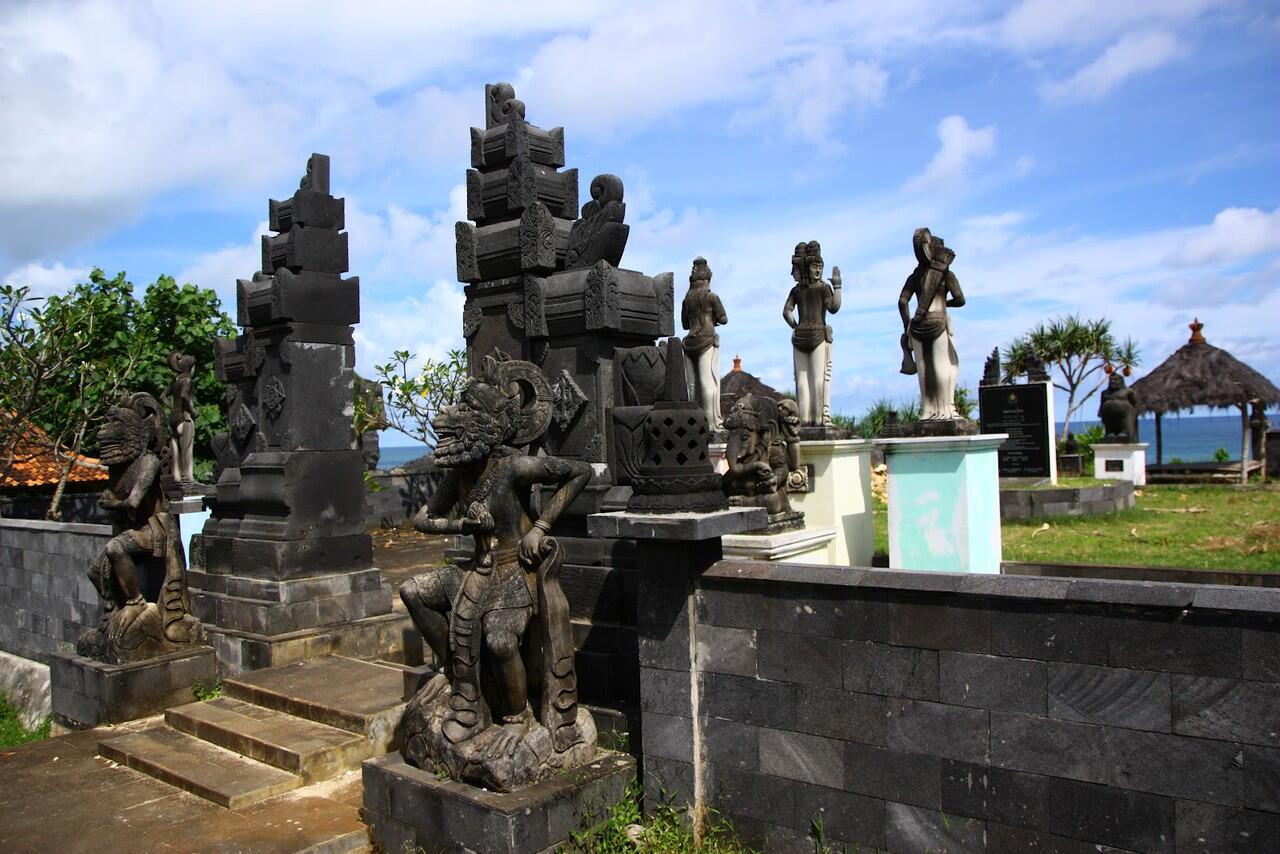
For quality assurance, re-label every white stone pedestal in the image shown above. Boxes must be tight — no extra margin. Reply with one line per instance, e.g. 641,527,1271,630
171,495,210,563
722,526,837,563
1093,443,1148,486
790,439,875,567
880,434,1006,574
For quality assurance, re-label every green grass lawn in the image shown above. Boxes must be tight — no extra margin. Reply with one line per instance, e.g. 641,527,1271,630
0,697,50,749
873,483,1280,571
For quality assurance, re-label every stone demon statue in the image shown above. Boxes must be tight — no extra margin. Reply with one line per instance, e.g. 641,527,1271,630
1098,367,1139,443
77,393,202,662
400,354,596,790
722,393,805,533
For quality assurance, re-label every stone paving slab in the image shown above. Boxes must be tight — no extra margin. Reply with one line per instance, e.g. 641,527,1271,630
99,726,303,809
224,655,406,752
0,728,368,853
167,696,372,783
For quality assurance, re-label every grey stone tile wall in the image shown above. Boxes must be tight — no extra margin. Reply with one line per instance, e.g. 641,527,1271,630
671,566,1280,852
0,519,109,665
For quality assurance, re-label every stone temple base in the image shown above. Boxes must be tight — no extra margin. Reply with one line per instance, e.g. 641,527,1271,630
798,424,852,440
50,646,216,728
206,611,422,677
362,750,636,854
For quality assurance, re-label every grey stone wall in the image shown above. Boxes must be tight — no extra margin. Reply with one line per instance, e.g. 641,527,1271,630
0,518,108,664
1000,480,1134,521
650,561,1280,852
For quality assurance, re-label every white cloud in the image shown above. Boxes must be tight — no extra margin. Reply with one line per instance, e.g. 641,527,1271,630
999,0,1213,51
1040,31,1184,103
1164,207,1280,267
728,49,888,148
176,223,268,314
1,261,91,297
905,116,997,191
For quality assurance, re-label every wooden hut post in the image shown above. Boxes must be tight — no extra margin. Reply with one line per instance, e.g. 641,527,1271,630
1155,412,1163,465
1240,400,1249,485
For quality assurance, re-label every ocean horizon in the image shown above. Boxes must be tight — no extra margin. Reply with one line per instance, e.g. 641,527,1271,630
379,413,1268,469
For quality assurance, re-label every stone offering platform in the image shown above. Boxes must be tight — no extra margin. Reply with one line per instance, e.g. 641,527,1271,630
51,646,217,729
362,750,635,854
97,655,407,811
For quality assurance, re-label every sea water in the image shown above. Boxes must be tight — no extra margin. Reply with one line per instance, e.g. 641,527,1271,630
379,414,1265,468
1064,414,1264,464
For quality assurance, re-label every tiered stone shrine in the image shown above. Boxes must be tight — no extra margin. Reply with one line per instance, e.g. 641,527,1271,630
189,154,400,674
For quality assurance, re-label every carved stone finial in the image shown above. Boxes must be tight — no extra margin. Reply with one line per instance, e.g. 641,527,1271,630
1189,317,1206,344
732,355,742,372
485,82,525,129
565,174,628,269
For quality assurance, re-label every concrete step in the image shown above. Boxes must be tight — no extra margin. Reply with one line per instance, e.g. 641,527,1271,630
166,696,373,783
223,655,406,752
99,726,301,809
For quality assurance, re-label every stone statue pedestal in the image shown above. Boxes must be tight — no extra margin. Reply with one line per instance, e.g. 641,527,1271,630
49,646,216,728
362,750,635,854
586,507,764,815
879,434,1007,574
170,495,210,574
790,439,875,567
1093,443,1149,486
722,526,837,563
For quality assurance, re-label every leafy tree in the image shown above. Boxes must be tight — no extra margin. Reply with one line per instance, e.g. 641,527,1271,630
1003,315,1139,439
1,269,236,516
373,349,469,448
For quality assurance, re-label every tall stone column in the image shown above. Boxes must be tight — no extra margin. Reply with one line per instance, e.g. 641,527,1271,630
189,154,406,675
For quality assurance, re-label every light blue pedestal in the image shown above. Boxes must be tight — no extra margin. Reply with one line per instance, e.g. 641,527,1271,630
881,434,1007,574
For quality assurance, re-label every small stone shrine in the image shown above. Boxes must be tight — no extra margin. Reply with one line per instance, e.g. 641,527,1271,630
77,393,204,663
398,353,597,791
783,240,846,435
722,392,805,532
888,227,976,436
681,256,728,433
618,337,727,514
192,153,395,673
455,82,673,492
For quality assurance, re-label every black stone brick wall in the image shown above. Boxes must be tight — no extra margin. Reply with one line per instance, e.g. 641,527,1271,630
0,518,109,664
677,564,1280,853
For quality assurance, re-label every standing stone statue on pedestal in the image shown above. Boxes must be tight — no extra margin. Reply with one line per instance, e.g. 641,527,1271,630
899,227,966,421
783,240,842,429
78,393,202,663
682,257,727,433
162,351,197,488
399,354,597,791
1099,368,1139,443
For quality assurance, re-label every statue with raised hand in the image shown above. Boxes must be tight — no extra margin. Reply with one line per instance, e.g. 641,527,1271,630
783,240,841,426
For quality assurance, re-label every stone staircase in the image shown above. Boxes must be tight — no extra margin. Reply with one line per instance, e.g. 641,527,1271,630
97,655,410,814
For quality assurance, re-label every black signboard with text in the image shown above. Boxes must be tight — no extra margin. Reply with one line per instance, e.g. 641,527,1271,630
979,383,1052,478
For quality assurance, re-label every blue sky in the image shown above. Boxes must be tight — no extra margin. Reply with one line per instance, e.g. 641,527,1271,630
3,1,1278,445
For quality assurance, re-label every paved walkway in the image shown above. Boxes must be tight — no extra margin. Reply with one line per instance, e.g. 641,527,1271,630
0,720,368,853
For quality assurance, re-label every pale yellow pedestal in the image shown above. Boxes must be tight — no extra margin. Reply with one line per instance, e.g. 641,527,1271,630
790,439,875,567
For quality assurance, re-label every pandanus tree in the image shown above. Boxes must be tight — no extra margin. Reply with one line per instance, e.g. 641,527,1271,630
1003,315,1139,441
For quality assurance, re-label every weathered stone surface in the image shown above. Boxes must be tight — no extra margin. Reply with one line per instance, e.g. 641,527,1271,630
793,782,884,849
0,649,50,730
941,759,1049,830
759,728,844,789
1105,727,1242,805
939,651,1047,714
98,726,301,808
842,640,938,700
1173,674,1280,746
884,801,985,854
757,629,840,686
1044,775,1175,852
990,710,1107,783
1047,661,1171,731
363,749,635,854
51,646,216,728
587,507,766,540
887,699,989,765
844,741,941,808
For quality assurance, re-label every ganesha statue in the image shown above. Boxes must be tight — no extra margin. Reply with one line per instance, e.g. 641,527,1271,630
398,354,597,790
722,393,805,533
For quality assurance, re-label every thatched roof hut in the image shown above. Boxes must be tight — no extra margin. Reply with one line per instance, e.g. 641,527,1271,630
1131,319,1280,481
719,355,785,422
